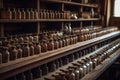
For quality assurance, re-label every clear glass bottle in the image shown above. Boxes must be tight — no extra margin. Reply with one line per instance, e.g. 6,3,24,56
30,8,34,19
8,8,12,19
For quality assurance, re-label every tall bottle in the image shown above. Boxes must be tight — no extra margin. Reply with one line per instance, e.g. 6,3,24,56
21,8,26,19
29,43,34,56
12,8,17,19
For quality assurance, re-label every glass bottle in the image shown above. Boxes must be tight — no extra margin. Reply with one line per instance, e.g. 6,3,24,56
21,8,26,19
9,46,18,60
2,47,10,63
30,8,34,19
16,45,23,58
29,34,34,42
18,35,24,43
22,43,30,57
26,8,30,19
47,39,54,51
17,8,21,19
35,42,41,54
58,38,63,48
41,40,48,52
34,9,38,19
8,8,12,19
29,43,34,56
12,8,17,19
54,39,59,49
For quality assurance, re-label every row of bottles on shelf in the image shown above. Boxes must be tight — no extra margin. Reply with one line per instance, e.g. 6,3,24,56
44,39,120,80
0,8,99,19
0,8,38,20
0,26,118,64
4,38,120,80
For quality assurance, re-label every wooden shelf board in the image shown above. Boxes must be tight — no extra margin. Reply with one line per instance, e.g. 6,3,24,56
0,18,100,23
0,31,119,80
40,0,99,8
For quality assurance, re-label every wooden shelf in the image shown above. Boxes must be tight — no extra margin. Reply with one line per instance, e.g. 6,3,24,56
81,48,120,80
36,40,115,80
0,31,119,80
40,0,99,8
0,18,100,23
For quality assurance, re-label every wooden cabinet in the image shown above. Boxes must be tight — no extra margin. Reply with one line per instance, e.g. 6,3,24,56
0,0,120,80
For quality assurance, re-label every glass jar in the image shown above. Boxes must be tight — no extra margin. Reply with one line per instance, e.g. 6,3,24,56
9,46,18,60
2,47,10,63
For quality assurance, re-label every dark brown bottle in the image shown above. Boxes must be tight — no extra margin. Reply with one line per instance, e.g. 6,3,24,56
41,40,48,52
26,8,31,19
34,42,41,54
30,8,34,19
16,8,21,19
12,8,17,19
29,43,34,56
34,9,38,19
2,47,10,63
9,46,18,60
16,45,23,58
22,43,30,57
